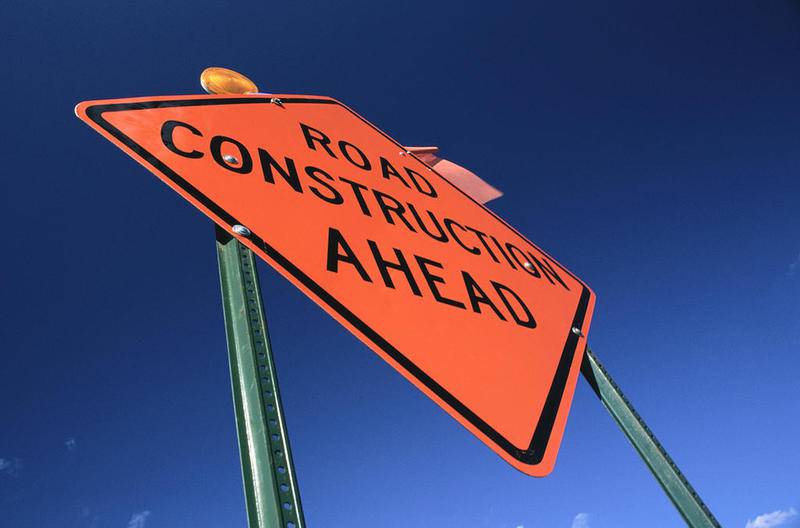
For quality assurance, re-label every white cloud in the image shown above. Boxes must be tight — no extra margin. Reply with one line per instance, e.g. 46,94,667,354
0,457,22,477
789,253,800,276
746,507,798,528
571,513,590,528
126,510,151,528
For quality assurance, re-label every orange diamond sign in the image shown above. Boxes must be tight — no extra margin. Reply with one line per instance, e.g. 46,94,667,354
76,94,595,476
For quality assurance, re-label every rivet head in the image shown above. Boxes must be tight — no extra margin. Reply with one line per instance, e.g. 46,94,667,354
399,150,409,156
232,224,251,236
223,154,239,165
523,261,534,270
270,97,283,106
571,326,585,338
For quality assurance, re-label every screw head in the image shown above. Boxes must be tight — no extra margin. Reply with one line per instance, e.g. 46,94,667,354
523,261,534,270
232,224,251,237
399,150,409,156
223,154,239,165
270,97,283,106
571,326,585,338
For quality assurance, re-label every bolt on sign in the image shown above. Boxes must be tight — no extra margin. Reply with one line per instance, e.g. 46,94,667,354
75,95,595,476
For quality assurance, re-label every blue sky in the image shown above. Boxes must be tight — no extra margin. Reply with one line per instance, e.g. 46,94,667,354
1,1,799,527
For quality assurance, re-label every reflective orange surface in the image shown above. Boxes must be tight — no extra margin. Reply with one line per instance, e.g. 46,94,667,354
75,94,595,476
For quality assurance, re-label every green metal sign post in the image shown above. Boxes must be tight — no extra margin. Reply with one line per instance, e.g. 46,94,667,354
581,348,720,527
217,226,306,528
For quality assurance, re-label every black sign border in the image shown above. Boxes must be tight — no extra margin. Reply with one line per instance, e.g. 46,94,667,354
83,96,592,468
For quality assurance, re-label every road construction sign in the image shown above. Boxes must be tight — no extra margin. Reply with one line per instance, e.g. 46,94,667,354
76,94,595,476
